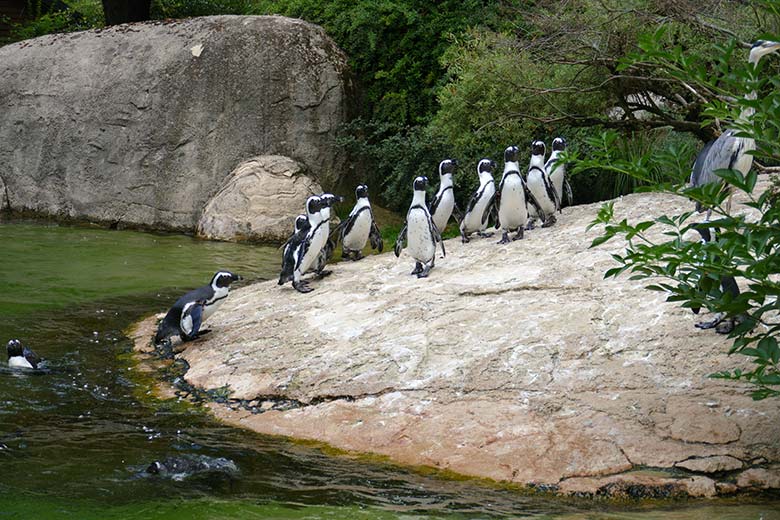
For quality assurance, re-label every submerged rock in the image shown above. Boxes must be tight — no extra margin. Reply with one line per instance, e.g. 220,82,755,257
0,16,353,233
145,454,239,481
134,178,780,497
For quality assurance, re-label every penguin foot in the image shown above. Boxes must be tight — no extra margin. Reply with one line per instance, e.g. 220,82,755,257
513,228,524,241
497,231,510,245
315,270,332,279
477,231,494,238
417,264,432,278
411,262,423,275
352,252,364,261
461,234,470,244
525,219,537,230
541,215,557,228
293,281,314,293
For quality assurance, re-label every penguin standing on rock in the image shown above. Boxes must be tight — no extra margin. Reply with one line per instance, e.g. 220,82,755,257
545,137,573,211
313,193,343,276
279,199,319,287
288,194,340,293
155,271,242,345
429,159,461,233
333,185,383,261
394,176,445,278
459,159,497,243
495,145,537,243
6,339,42,370
525,141,559,228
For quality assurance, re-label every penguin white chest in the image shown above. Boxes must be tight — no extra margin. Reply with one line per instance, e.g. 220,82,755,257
463,182,495,232
527,171,556,215
432,190,455,231
498,174,527,229
299,223,329,274
8,356,33,369
549,164,565,202
343,210,371,251
407,208,435,263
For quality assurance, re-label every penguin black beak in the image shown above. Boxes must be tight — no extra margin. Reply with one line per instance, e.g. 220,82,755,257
233,274,243,281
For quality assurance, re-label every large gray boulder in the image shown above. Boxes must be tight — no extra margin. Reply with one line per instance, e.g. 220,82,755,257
0,16,353,232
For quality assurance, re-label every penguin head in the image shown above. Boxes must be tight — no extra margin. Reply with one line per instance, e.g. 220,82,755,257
439,159,457,176
531,140,546,157
7,339,22,359
355,184,369,199
504,146,520,162
146,461,164,475
293,214,309,232
749,40,780,63
413,176,429,191
552,137,567,151
320,193,343,207
477,158,496,174
306,196,322,216
211,271,241,289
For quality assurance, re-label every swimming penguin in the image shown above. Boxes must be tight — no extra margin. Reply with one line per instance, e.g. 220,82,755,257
333,184,383,261
459,159,497,243
6,339,41,369
545,137,573,211
290,194,341,293
429,159,462,233
691,225,743,334
495,145,534,243
394,176,445,278
154,271,242,345
279,212,313,286
312,193,343,277
525,141,559,228
145,454,239,479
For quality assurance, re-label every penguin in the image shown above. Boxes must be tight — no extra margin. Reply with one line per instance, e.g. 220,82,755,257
291,194,341,293
6,339,41,370
154,271,242,345
525,141,559,228
333,184,383,261
429,159,462,233
691,225,743,334
180,299,208,342
279,211,313,286
459,159,497,243
545,137,573,211
312,193,343,277
495,145,535,243
394,176,445,278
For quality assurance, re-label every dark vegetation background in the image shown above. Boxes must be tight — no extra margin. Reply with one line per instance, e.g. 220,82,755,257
2,0,778,212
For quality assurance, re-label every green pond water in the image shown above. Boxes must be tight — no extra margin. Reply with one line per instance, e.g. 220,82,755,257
1,221,779,519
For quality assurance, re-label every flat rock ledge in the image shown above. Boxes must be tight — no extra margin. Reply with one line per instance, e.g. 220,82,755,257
133,178,780,498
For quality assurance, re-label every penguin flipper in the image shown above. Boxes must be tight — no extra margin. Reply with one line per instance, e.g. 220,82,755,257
525,184,544,220
564,178,574,207
393,223,408,258
369,211,384,253
543,174,560,212
23,347,41,369
189,304,203,338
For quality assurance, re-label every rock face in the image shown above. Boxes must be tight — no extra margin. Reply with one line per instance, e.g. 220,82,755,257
134,177,780,496
196,155,321,243
0,16,352,232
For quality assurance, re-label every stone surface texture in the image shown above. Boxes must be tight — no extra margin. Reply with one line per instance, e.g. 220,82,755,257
0,16,352,232
135,177,780,496
196,155,321,243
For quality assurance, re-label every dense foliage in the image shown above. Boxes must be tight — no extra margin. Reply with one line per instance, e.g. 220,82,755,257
584,23,780,399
